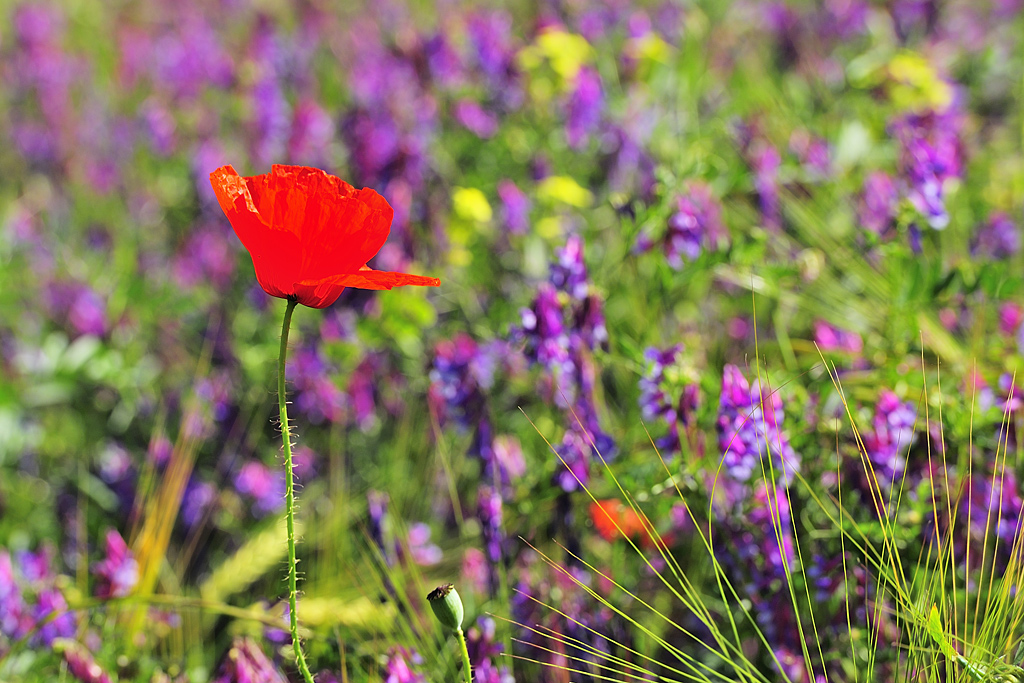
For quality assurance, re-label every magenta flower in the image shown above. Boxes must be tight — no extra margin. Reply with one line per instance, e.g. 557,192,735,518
92,529,138,599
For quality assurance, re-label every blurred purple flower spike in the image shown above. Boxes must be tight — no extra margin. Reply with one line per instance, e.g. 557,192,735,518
212,637,288,683
497,180,531,235
717,365,799,487
566,67,603,149
92,529,138,599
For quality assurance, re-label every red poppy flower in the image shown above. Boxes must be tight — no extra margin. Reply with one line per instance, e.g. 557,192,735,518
210,164,440,308
590,499,650,545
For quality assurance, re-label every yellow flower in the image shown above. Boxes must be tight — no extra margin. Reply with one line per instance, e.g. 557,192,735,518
452,187,493,223
536,176,593,208
887,51,953,112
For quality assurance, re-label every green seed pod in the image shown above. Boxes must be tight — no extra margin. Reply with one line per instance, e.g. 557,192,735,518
426,583,464,631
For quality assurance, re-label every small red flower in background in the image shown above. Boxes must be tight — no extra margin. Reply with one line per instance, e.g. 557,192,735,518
210,164,440,308
590,499,651,545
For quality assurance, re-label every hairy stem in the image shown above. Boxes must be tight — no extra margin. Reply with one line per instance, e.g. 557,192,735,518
279,297,316,683
456,627,473,683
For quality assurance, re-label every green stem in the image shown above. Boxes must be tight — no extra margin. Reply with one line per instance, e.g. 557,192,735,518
279,297,316,683
455,627,473,683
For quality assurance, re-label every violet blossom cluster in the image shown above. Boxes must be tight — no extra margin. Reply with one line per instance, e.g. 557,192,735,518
635,183,728,268
59,640,114,683
383,647,427,683
716,365,799,486
638,345,700,457
497,180,531,235
512,234,613,491
0,546,75,652
565,66,604,150
752,145,783,233
859,171,900,238
813,321,864,355
891,105,964,231
91,529,138,599
233,460,285,518
972,212,1021,260
287,344,347,426
465,616,515,683
429,334,523,486
511,564,628,680
477,486,506,596
211,637,287,683
716,483,806,681
860,390,917,495
958,467,1024,569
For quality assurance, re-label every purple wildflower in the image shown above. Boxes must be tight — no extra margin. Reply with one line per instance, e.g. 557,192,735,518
288,98,335,167
752,144,783,232
859,172,899,236
492,435,526,480
860,390,917,495
515,284,572,376
405,523,441,567
287,345,347,425
716,365,799,486
429,334,485,430
33,587,75,647
465,617,515,683
497,180,531,235
92,529,138,599
998,373,1023,414
247,60,292,167
478,486,505,594
150,14,235,101
212,637,287,683
960,468,1023,565
454,100,499,138
181,478,216,530
972,212,1021,259
429,335,515,482
720,482,804,679
571,291,609,353
60,641,113,683
466,11,520,106
0,552,29,639
423,33,463,88
173,224,237,292
367,491,393,565
347,352,384,432
664,183,727,268
550,234,589,300
602,124,658,201
639,345,699,457
234,461,285,518
462,548,489,595
139,98,177,156
565,67,603,149
46,282,108,338
789,130,831,179
384,647,427,683
818,0,869,41
813,321,863,354
18,546,55,585
892,108,963,230
554,426,592,492
890,0,938,41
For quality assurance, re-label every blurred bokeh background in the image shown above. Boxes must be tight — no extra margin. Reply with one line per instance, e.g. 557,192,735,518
1,0,1023,681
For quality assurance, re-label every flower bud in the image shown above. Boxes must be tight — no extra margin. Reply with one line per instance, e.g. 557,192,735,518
426,583,464,631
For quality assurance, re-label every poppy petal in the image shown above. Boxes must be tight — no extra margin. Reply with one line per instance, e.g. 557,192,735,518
210,165,303,299
293,269,441,309
211,164,438,308
266,166,393,281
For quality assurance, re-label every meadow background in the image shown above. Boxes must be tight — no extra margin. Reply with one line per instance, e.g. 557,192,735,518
1,0,1024,681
